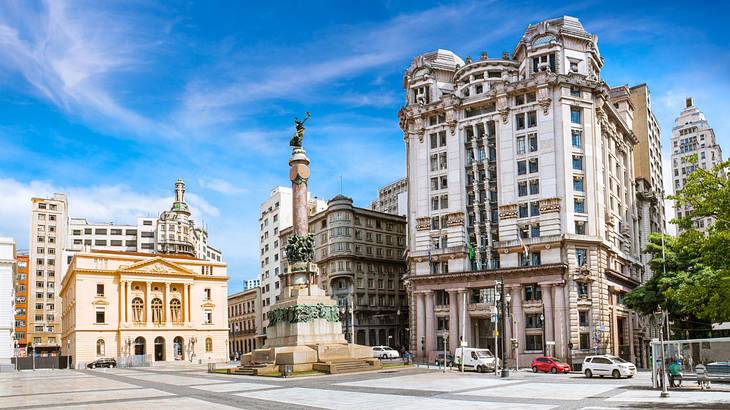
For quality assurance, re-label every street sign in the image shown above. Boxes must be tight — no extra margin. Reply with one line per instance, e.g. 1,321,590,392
460,341,467,347
546,341,555,345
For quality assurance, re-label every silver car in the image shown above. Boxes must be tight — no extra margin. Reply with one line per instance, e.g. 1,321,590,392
372,346,400,359
583,355,636,378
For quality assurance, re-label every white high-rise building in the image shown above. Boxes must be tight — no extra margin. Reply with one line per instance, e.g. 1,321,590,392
28,193,68,353
671,97,724,232
258,187,326,335
370,177,408,216
0,237,15,370
243,279,261,290
399,16,648,367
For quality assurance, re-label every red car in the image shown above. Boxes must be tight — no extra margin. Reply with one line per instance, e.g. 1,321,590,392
531,356,571,374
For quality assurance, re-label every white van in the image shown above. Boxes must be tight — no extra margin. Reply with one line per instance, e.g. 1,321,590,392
454,348,496,373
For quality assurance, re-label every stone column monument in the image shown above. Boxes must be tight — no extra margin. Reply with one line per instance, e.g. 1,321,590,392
242,114,378,375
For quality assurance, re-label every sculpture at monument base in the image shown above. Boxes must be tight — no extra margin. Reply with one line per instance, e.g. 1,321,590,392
237,114,380,375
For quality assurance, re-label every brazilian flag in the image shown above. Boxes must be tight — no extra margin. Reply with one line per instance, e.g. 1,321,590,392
468,242,475,260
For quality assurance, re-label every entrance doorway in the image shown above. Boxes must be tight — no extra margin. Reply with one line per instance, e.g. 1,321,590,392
154,337,165,361
173,336,184,361
134,337,146,356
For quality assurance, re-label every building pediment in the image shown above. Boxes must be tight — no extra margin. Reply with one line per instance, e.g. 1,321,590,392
118,257,197,276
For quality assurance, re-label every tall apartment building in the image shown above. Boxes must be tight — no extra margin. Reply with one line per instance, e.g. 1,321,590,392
228,287,261,358
243,279,260,290
13,253,29,350
0,237,15,369
258,186,326,334
626,84,665,279
370,177,408,216
28,193,67,354
399,16,648,367
671,97,724,232
65,180,222,268
281,195,408,347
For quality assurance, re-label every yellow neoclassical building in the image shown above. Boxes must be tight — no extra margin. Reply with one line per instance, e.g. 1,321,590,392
61,250,228,366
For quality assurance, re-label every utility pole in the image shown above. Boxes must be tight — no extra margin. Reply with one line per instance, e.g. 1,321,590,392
659,308,669,398
500,279,509,377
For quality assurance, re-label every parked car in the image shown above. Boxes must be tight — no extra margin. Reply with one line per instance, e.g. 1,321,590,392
454,348,496,373
87,358,117,369
583,355,636,378
531,356,571,374
435,353,455,367
707,361,730,375
372,346,400,359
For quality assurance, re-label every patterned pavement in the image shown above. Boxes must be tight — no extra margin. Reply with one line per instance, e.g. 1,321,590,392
1,365,729,409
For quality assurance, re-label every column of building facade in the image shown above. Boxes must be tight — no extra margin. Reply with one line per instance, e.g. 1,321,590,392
447,289,459,353
424,290,435,355
415,292,425,358
541,283,554,348
145,281,152,325
164,282,170,326
184,284,190,324
124,281,131,324
611,292,619,355
457,289,470,346
553,284,566,359
511,285,523,355
468,123,483,266
628,311,635,364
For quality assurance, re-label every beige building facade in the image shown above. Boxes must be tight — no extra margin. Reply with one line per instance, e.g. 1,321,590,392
228,287,261,359
61,250,228,367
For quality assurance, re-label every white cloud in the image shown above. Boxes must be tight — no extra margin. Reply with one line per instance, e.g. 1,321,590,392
198,177,246,195
0,177,219,249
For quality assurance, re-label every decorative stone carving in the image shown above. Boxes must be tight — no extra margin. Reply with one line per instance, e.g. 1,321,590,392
539,198,561,214
537,86,551,115
416,217,431,231
268,303,340,327
496,95,510,124
447,211,465,227
285,234,315,263
498,204,518,219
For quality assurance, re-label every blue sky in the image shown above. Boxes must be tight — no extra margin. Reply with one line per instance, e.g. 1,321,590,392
1,0,728,293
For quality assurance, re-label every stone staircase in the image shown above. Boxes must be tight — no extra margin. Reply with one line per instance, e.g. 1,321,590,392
313,358,382,374
233,362,276,376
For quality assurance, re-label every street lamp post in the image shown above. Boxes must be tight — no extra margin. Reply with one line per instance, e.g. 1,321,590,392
501,283,511,378
658,308,669,398
540,308,546,356
67,339,71,369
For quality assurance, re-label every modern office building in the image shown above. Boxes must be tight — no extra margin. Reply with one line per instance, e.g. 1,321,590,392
13,253,29,351
280,195,408,347
399,16,646,367
60,250,228,366
671,97,724,232
0,237,15,370
243,279,260,290
228,287,261,358
258,186,326,336
370,177,408,216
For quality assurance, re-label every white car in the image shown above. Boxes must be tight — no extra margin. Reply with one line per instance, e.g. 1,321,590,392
583,355,636,378
372,346,400,359
454,348,496,373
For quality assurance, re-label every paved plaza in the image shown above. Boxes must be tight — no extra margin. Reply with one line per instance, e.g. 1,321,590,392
1,366,729,409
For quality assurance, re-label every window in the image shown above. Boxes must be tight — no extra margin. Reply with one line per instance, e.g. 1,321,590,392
515,113,525,130
577,282,590,299
204,309,213,324
574,198,585,213
527,111,537,128
529,179,539,195
531,224,541,238
519,204,528,218
579,332,590,350
132,297,144,322
570,87,581,97
572,155,583,170
528,158,539,173
516,136,526,154
573,176,584,192
576,248,588,266
517,160,527,175
570,107,581,124
525,313,543,328
524,284,542,301
575,221,586,234
518,181,528,197
205,337,213,352
204,288,211,300
526,334,543,351
96,284,104,296
96,339,105,356
579,311,590,326
95,307,105,324
528,134,538,152
571,130,582,148
530,202,540,217
151,298,163,324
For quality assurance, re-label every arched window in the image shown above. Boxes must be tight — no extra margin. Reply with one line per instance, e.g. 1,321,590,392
132,297,144,322
205,337,213,352
96,339,105,356
151,298,163,324
170,298,181,323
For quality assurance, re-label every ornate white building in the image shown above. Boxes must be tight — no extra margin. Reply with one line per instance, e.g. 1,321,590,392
671,97,724,232
399,16,647,368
